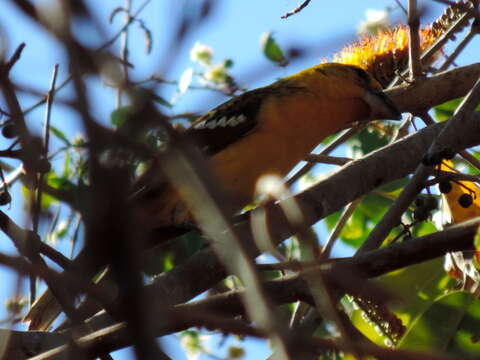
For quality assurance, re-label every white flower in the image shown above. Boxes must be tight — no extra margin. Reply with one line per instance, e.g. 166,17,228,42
204,64,228,84
365,9,389,23
358,9,389,35
190,42,213,65
180,332,201,360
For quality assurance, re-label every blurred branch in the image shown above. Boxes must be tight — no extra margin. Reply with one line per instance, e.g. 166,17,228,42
10,216,480,358
95,0,152,52
30,64,59,303
153,114,295,357
9,0,151,118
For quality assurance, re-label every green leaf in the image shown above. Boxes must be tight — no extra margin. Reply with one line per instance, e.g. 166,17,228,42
223,58,234,69
377,178,408,194
433,98,480,122
151,93,173,108
375,258,453,330
21,185,56,210
326,185,403,249
341,210,368,247
474,226,480,250
358,193,392,222
260,32,287,66
53,219,69,241
433,98,462,122
142,231,204,276
399,291,480,356
62,151,71,178
348,126,390,156
350,308,390,345
413,221,437,237
47,175,76,193
50,126,71,146
110,106,133,129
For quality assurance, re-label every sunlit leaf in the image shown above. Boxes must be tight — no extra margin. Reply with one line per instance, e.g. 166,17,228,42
21,185,56,210
178,67,193,94
433,98,462,122
50,126,71,146
433,98,480,122
110,106,132,129
62,151,71,178
375,258,453,330
348,126,390,157
260,32,287,66
399,291,480,356
350,307,390,346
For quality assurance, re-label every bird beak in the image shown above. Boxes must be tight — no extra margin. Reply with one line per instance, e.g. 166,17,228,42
363,90,402,121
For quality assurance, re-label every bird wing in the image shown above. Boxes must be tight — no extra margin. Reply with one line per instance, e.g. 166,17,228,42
186,83,302,155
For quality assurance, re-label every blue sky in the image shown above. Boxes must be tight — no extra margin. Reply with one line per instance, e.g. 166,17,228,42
0,0,477,359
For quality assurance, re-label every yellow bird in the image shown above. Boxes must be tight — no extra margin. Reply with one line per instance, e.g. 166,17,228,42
134,63,401,229
25,63,401,331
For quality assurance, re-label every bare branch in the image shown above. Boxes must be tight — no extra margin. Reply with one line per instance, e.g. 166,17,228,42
281,0,312,19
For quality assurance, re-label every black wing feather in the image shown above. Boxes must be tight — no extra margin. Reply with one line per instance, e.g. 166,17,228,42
186,86,277,155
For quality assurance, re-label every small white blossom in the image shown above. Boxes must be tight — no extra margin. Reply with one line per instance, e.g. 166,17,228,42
190,42,213,65
358,9,390,35
204,64,228,84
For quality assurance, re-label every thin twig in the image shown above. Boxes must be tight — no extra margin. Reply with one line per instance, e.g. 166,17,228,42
288,125,365,186
459,150,480,171
281,0,312,19
439,25,478,71
70,214,82,259
304,154,352,166
30,64,59,303
426,170,480,186
394,0,408,14
17,0,152,119
0,149,22,159
0,44,33,161
321,198,362,258
0,210,86,332
4,43,26,73
98,0,152,52
407,0,422,80
297,231,362,359
116,0,132,108
32,64,59,234
392,114,412,141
